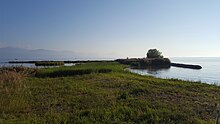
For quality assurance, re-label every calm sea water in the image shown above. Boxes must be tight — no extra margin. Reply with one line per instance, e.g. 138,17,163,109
129,57,220,85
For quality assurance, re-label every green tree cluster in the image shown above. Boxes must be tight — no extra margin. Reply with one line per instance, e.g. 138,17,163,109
147,49,163,58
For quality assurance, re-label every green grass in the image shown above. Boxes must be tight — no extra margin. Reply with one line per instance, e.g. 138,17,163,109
35,62,121,77
0,62,219,123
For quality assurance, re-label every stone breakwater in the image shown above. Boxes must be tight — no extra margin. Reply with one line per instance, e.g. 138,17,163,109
116,58,171,68
171,63,202,69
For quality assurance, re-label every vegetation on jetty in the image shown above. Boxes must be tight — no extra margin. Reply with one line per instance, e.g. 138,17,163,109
35,61,65,66
0,62,219,123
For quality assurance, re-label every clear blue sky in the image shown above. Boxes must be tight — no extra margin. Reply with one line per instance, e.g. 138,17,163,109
1,0,220,58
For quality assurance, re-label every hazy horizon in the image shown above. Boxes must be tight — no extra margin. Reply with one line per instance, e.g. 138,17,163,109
1,0,220,58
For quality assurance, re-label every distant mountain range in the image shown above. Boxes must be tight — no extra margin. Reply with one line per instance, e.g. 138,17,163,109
0,47,79,60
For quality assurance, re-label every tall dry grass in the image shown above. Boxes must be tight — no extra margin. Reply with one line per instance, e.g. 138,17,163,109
0,67,36,115
0,69,26,94
0,66,37,76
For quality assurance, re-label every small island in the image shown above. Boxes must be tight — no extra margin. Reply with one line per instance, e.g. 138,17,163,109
116,49,202,69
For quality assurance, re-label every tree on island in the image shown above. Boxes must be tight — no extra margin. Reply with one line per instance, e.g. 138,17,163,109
147,49,163,58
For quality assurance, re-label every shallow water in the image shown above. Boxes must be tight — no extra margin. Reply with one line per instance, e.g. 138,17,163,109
0,58,75,68
0,62,75,68
129,57,220,85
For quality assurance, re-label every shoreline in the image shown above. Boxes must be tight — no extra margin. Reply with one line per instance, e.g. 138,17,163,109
0,62,219,123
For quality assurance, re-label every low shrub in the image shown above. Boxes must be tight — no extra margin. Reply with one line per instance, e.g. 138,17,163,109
130,62,140,68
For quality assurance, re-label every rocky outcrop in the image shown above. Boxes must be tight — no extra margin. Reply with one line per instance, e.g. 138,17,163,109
116,58,202,70
116,58,171,68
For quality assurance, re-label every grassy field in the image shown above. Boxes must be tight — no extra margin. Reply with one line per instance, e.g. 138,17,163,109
0,62,220,123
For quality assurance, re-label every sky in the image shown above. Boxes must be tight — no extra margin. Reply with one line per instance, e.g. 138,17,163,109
0,0,220,58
